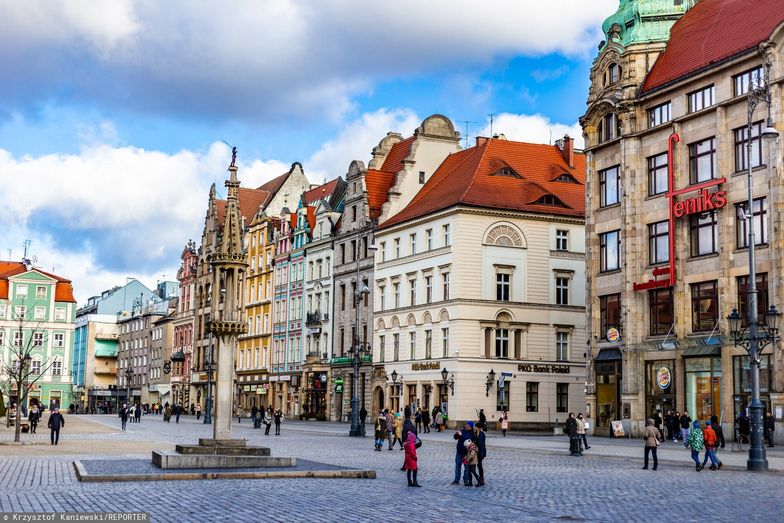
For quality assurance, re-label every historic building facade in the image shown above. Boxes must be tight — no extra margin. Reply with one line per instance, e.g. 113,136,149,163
172,241,197,409
374,136,587,428
0,260,76,411
581,0,784,438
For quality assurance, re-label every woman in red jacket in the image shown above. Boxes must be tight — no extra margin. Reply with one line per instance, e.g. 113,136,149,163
404,432,420,487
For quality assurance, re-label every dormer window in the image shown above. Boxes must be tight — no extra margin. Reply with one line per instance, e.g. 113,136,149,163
492,167,521,178
555,173,578,183
534,195,567,207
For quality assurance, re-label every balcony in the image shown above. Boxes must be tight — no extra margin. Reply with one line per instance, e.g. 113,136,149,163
306,311,327,326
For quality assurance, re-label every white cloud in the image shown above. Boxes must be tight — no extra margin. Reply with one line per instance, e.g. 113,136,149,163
480,113,584,149
0,0,615,122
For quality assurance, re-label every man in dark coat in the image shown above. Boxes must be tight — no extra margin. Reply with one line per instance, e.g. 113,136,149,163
478,409,487,430
48,407,65,445
664,410,675,442
565,413,582,456
119,403,129,431
452,421,475,486
764,411,775,447
474,424,487,486
421,408,431,433
679,411,692,443
402,406,417,443
737,411,750,443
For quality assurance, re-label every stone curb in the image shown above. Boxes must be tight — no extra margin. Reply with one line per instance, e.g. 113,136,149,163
72,460,376,482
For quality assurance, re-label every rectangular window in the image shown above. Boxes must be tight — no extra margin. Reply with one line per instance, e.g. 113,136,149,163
648,101,671,127
0,304,5,319
556,383,569,413
734,66,765,97
351,205,356,222
425,330,432,359
340,244,345,264
409,332,416,360
54,333,64,348
738,273,769,328
688,137,717,184
409,280,416,306
555,230,568,251
393,283,400,308
426,229,433,250
425,276,433,304
496,273,510,301
599,230,621,272
495,328,509,358
599,165,620,207
648,220,670,265
15,305,26,319
555,277,569,306
16,285,27,298
442,272,450,300
689,210,718,256
380,242,386,262
31,359,41,375
687,85,714,113
441,328,449,358
647,152,668,196
379,285,386,310
34,306,45,320
409,233,417,255
14,331,23,346
340,284,346,311
442,224,451,246
33,332,43,347
649,288,674,336
734,122,763,172
36,286,47,299
600,294,621,340
393,333,399,361
691,280,719,332
394,238,400,258
736,197,767,248
379,335,385,363
600,113,619,142
526,382,539,412
52,361,61,375
556,332,568,361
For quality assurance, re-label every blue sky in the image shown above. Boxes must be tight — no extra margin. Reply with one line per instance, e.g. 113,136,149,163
0,0,617,303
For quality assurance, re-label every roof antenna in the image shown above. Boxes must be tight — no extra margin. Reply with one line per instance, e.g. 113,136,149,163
549,129,553,145
456,120,477,148
488,114,494,137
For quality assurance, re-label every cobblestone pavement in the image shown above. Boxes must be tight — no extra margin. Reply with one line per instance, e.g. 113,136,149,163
0,414,782,522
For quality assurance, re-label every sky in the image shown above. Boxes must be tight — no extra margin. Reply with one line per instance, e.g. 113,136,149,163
0,0,617,305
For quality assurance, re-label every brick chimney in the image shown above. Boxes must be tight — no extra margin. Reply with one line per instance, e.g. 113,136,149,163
561,134,574,168
476,136,489,147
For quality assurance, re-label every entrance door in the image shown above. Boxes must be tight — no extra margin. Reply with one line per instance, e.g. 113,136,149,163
374,386,385,414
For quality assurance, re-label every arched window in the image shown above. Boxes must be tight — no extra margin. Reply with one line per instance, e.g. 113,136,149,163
485,224,524,248
598,113,620,143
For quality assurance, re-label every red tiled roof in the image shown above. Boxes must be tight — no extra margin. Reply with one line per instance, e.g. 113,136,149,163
214,187,270,228
306,206,316,232
257,171,290,198
380,138,586,229
0,261,76,303
366,169,396,220
304,178,340,205
380,136,415,173
641,0,784,94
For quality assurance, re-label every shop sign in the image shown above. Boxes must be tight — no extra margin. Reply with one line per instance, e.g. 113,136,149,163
412,361,440,371
657,367,672,390
606,328,621,343
611,420,625,437
672,188,727,217
335,384,344,393
319,374,328,383
256,388,267,395
517,364,570,374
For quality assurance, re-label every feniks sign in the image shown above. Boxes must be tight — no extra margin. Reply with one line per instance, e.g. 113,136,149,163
633,132,728,291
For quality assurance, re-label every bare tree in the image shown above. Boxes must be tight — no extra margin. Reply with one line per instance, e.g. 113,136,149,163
1,312,55,442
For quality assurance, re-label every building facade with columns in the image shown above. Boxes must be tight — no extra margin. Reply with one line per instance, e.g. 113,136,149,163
581,0,784,438
374,135,587,429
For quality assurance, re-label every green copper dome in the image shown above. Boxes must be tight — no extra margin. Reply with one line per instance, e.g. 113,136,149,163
600,0,695,51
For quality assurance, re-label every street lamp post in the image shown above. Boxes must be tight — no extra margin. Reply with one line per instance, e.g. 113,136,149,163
726,65,780,471
349,227,376,437
124,364,133,409
485,369,496,397
204,333,214,424
390,370,403,413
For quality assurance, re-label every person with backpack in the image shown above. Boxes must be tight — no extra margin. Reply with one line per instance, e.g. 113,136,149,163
702,419,723,470
374,411,387,451
687,420,705,471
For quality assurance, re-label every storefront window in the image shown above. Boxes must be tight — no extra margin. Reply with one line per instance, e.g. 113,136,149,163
733,355,771,420
596,360,621,428
646,361,675,420
685,357,721,422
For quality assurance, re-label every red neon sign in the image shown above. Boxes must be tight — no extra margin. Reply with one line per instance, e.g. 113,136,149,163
633,132,726,291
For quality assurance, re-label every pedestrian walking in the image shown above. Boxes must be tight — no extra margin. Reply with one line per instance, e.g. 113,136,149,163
175,404,182,423
415,408,423,433
452,421,474,485
164,404,172,422
421,408,431,434
251,405,258,427
374,411,387,451
196,403,202,421
566,413,582,456
237,406,243,424
701,415,725,469
434,410,444,433
119,403,129,431
642,418,662,470
664,410,675,442
48,407,65,445
764,411,775,447
653,409,662,431
679,411,692,444
687,421,705,471
28,404,40,434
359,407,368,432
404,432,421,487
577,413,590,449
385,409,395,449
500,410,509,437
478,409,487,431
702,419,723,470
134,403,141,423
673,411,681,440
393,413,404,449
736,411,750,444
473,423,487,486
274,409,283,435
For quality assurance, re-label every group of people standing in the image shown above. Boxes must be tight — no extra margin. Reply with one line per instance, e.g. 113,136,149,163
249,406,284,435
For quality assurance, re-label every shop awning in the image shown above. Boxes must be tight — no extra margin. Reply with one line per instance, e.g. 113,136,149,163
595,348,622,361
682,336,724,357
